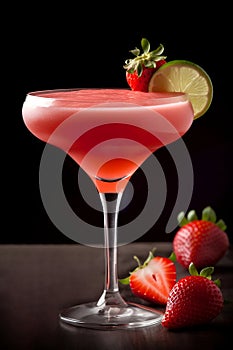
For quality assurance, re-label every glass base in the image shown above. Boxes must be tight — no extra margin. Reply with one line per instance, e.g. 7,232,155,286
59,301,163,330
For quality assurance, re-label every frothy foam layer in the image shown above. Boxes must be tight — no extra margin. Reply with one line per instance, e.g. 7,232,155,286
28,88,188,108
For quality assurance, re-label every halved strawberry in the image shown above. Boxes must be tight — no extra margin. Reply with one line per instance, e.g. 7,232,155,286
123,38,167,92
119,250,176,305
173,206,229,269
162,263,224,329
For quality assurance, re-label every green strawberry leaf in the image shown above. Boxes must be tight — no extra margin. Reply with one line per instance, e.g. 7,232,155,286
136,63,143,77
177,206,227,232
202,206,216,222
187,210,198,222
151,44,165,56
189,262,199,276
200,266,214,279
143,250,154,266
141,38,150,54
130,48,140,57
216,219,227,231
168,251,176,262
177,211,188,227
188,263,222,285
214,278,221,288
119,276,130,285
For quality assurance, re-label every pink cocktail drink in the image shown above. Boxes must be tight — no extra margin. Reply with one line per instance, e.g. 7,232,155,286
23,89,194,193
22,87,195,329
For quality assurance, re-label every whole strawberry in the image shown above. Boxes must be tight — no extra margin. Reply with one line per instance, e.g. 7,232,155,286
123,38,166,92
162,263,224,329
173,206,229,269
119,250,176,305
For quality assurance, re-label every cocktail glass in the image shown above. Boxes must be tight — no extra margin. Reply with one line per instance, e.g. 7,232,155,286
22,88,194,329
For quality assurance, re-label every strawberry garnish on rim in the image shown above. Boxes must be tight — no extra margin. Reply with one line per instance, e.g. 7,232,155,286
123,38,167,92
119,250,176,305
162,262,224,329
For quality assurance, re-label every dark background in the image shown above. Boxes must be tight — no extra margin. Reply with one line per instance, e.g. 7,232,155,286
3,3,232,244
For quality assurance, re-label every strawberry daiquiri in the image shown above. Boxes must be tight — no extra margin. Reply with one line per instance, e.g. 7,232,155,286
23,88,193,193
22,87,194,329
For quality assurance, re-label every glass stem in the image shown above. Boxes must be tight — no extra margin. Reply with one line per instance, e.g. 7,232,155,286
97,192,128,308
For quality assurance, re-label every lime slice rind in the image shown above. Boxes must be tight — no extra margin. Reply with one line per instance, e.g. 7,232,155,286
148,60,213,119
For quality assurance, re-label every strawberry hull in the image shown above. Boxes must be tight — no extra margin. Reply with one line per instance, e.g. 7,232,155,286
123,39,167,92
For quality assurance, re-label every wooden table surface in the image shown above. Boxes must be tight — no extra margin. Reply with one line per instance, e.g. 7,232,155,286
0,242,232,350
